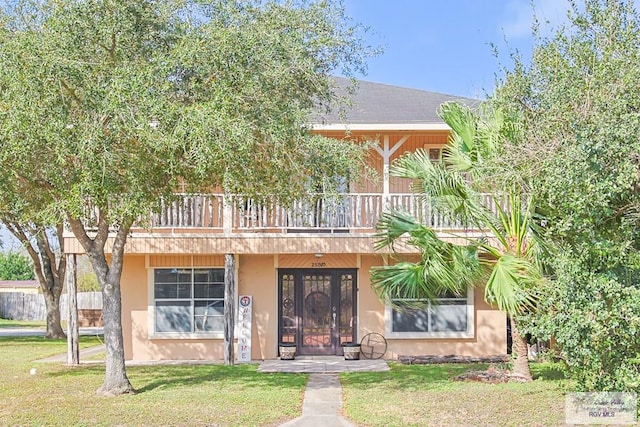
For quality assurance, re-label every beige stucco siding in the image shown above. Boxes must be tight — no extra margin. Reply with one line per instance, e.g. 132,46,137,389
120,252,506,361
124,254,228,361
238,254,277,360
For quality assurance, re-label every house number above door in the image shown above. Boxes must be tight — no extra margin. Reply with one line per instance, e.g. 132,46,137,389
311,262,327,268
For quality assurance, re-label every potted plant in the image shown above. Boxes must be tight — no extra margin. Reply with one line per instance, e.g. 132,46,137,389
279,343,296,360
342,342,361,360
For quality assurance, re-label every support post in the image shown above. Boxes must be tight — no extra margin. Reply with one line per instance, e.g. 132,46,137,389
224,253,236,365
222,194,233,235
66,254,79,365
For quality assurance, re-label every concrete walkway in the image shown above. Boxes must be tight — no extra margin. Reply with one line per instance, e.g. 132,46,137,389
37,344,106,363
279,373,355,427
0,327,103,337
258,357,390,373
261,358,388,426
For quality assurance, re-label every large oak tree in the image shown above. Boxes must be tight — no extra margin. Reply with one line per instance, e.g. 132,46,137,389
0,0,372,395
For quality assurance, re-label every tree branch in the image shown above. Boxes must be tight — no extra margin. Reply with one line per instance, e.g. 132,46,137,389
67,214,95,254
94,206,110,250
108,219,132,282
35,231,56,292
3,220,46,287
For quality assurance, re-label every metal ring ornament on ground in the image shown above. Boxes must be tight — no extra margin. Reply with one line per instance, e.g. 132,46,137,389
359,332,387,359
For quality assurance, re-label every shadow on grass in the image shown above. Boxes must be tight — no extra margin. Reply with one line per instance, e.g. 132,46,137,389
341,363,488,391
342,362,568,390
47,362,308,394
531,362,567,380
133,364,307,394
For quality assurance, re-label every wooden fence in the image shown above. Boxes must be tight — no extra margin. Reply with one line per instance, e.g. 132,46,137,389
0,292,102,321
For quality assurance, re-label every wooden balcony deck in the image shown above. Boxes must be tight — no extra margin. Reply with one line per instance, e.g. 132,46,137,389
143,193,501,233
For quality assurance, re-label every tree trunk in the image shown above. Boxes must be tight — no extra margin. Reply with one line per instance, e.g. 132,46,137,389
510,315,532,381
37,230,66,340
68,216,135,397
43,283,66,339
66,254,79,365
224,253,235,365
96,269,134,396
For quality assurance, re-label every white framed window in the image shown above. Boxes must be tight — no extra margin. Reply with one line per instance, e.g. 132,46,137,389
153,268,225,335
385,288,474,339
428,147,443,163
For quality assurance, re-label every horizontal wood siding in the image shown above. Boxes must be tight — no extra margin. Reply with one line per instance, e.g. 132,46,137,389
149,255,192,268
65,233,487,255
149,255,225,267
278,254,357,269
390,133,448,194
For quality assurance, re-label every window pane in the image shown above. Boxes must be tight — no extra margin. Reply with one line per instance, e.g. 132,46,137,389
194,300,224,332
392,302,429,332
194,269,224,283
431,301,467,332
155,301,192,332
177,270,192,283
155,283,177,299
194,283,224,299
195,315,224,332
154,269,178,284
176,283,191,299
194,300,224,316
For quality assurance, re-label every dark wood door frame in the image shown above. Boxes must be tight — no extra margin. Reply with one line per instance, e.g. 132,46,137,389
278,269,357,356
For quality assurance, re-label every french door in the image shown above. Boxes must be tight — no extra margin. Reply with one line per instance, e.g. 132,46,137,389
278,269,357,355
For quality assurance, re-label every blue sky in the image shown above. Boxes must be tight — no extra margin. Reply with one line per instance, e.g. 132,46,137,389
344,0,574,98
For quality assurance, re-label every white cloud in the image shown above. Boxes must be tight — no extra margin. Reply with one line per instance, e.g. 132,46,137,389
502,0,571,39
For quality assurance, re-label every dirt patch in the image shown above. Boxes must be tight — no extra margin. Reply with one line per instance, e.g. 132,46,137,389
453,366,530,383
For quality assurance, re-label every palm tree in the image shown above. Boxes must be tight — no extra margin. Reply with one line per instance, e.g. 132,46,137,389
372,102,545,380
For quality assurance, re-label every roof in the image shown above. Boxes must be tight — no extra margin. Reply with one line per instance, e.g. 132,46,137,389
312,77,479,131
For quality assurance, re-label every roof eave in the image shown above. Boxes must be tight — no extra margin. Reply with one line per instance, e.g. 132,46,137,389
311,123,451,132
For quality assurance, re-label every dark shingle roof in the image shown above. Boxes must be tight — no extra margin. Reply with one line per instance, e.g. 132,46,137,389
313,77,479,127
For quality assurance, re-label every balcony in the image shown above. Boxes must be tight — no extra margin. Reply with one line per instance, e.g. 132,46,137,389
146,193,501,233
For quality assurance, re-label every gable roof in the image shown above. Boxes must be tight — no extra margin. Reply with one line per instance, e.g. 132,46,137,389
312,77,479,131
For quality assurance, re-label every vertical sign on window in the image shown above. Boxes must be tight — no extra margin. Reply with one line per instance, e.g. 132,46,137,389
237,295,252,363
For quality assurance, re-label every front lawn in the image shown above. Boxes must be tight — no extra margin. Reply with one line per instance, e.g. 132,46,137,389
0,318,46,328
0,334,571,426
0,336,307,426
341,362,568,427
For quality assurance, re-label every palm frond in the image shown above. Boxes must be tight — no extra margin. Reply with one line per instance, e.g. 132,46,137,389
482,253,540,314
374,101,547,322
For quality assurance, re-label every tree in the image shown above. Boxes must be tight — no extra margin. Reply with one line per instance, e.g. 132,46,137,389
492,0,640,391
371,102,545,380
0,251,34,280
0,0,371,395
0,152,67,338
0,226,67,339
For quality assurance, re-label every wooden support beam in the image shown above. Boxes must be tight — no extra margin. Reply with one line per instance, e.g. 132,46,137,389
223,253,236,365
66,254,79,365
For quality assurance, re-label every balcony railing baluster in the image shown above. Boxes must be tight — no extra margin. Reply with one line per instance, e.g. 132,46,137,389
139,193,504,232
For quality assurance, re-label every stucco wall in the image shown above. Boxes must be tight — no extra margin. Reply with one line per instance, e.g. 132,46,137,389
120,252,506,361
238,254,277,360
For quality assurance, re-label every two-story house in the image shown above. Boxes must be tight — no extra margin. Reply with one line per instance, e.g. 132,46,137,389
64,78,507,361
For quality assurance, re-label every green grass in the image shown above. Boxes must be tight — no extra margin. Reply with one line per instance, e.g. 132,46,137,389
0,318,46,328
341,362,569,427
0,335,571,426
0,336,307,426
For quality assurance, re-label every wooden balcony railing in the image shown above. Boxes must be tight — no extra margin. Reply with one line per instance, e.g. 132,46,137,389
144,193,503,232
